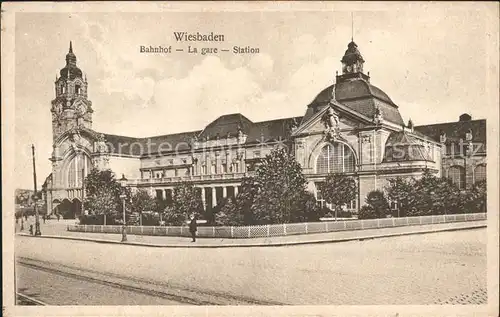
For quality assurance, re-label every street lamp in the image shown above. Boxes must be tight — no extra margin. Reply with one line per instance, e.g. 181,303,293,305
119,174,128,242
32,144,41,236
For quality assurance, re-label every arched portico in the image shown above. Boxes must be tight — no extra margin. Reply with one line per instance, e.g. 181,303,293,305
55,198,82,219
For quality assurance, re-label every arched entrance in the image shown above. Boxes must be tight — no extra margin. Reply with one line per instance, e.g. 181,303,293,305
56,198,82,219
52,199,61,216
71,198,82,218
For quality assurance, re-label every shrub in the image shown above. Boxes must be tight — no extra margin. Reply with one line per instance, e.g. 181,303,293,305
215,198,243,226
78,214,121,225
460,180,486,213
141,213,160,226
301,191,322,222
358,205,377,219
365,190,390,218
163,206,187,226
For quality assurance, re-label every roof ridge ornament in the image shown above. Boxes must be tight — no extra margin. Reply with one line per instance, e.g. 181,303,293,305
407,118,414,132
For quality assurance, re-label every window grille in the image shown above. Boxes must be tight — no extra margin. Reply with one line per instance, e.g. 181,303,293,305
448,166,466,189
474,164,486,183
316,143,355,174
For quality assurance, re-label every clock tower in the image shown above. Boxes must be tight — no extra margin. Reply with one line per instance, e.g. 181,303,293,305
336,40,370,84
51,41,93,141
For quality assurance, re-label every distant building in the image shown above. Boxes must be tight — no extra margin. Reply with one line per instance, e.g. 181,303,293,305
41,41,485,218
415,114,486,189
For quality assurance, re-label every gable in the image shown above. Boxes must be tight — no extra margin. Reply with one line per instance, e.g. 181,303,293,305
292,101,371,137
305,115,360,134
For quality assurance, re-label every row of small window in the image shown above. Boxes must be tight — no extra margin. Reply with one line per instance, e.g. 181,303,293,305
316,199,358,211
444,143,485,155
148,163,241,178
59,85,83,95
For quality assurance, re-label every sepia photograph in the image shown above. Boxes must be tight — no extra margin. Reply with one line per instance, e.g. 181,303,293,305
2,2,499,317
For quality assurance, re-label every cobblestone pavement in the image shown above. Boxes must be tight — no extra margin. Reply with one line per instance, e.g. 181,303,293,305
17,265,183,305
15,228,486,305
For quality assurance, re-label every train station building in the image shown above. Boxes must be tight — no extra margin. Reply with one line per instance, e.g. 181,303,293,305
42,41,486,218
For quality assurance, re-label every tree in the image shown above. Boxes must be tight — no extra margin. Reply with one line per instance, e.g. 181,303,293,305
130,189,158,225
320,174,357,220
234,176,261,225
250,148,310,224
168,182,204,224
84,189,118,224
408,169,461,216
385,177,415,217
83,168,130,224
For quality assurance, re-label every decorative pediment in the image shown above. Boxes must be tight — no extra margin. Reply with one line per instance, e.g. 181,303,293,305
292,100,370,138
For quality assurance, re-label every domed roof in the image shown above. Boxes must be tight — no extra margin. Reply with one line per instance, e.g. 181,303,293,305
59,41,83,80
304,79,404,126
313,81,395,106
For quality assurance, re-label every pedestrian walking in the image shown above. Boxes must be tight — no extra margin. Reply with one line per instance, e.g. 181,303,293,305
29,224,33,235
189,214,197,242
57,213,60,221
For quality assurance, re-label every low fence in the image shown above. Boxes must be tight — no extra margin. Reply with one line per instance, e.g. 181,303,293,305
67,212,487,239
67,213,486,238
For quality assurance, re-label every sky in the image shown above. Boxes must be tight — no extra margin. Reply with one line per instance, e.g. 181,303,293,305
12,5,499,189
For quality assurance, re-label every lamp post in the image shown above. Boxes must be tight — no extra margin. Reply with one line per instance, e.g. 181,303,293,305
32,144,41,236
119,174,128,242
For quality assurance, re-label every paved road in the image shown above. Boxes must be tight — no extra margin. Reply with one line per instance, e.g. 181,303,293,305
17,264,183,305
15,228,486,305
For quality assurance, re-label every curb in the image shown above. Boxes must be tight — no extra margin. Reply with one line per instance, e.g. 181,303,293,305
16,223,486,248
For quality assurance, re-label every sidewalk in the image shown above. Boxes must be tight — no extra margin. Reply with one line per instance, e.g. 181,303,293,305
15,220,486,248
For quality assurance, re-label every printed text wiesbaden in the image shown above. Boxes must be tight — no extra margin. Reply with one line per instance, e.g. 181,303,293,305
173,32,225,42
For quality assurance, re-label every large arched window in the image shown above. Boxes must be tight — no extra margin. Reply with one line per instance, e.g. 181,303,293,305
474,164,486,184
67,158,77,187
316,143,355,174
66,154,92,188
448,165,466,189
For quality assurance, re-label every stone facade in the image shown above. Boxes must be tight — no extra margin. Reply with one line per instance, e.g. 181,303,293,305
42,41,485,218
415,115,487,190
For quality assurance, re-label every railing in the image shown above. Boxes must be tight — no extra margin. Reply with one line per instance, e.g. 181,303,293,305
129,172,250,185
67,212,486,239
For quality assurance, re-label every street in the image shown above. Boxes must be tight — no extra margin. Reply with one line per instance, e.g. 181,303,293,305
15,228,486,305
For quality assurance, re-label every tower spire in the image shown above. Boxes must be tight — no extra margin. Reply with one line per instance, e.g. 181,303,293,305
351,12,354,42
69,41,73,53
